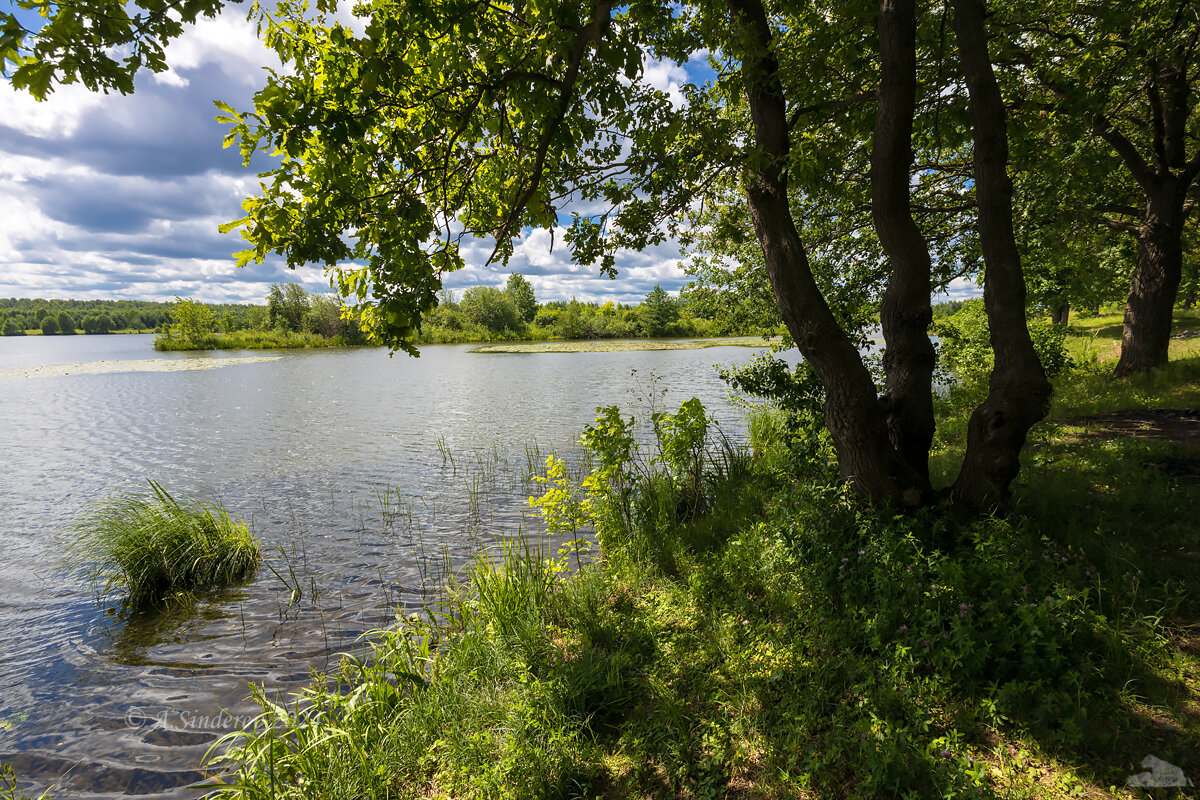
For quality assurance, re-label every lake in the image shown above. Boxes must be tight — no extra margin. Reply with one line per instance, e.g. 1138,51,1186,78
0,334,794,799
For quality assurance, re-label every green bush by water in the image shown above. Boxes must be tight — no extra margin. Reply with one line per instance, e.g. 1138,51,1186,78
70,481,261,607
203,368,1200,798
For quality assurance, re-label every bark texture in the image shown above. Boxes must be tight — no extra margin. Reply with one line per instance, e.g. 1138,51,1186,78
950,0,1052,512
727,0,926,505
873,0,938,492
1103,58,1198,376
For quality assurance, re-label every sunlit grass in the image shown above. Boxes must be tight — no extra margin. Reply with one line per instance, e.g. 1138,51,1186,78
470,336,776,354
69,481,261,607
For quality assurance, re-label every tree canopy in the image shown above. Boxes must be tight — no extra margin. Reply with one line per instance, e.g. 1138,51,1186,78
8,0,1198,512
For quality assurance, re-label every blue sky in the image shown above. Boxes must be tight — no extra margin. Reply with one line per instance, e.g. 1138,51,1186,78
0,10,702,306
1,11,977,306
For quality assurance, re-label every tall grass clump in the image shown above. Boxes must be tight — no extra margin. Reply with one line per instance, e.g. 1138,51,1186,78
70,481,261,607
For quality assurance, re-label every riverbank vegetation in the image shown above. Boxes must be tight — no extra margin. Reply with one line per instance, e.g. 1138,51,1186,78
470,337,775,354
69,482,261,608
200,323,1199,799
152,278,776,352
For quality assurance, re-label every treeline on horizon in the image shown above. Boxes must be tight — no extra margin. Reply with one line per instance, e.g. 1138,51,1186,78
0,297,261,337
4,273,793,346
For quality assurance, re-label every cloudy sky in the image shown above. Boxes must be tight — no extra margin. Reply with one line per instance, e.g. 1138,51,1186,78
0,9,703,306
1,11,979,307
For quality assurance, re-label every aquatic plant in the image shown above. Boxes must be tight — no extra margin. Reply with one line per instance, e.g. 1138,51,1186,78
69,481,261,607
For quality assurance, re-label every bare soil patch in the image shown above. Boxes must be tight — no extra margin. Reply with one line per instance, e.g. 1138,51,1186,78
1073,408,1200,479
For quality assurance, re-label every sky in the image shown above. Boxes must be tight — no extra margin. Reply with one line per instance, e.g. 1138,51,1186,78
0,8,978,307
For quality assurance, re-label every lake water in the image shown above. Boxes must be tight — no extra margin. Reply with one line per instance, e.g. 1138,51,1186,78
0,334,792,798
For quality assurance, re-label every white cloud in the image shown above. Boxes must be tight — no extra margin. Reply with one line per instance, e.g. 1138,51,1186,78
0,81,107,138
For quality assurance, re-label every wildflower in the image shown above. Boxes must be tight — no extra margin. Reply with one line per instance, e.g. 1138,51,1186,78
742,619,749,626
899,624,909,633
838,564,846,572
841,557,849,563
858,549,865,556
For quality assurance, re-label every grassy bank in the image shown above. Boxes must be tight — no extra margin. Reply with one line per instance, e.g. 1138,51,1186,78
155,330,779,352
470,337,777,354
198,338,1200,799
154,330,367,351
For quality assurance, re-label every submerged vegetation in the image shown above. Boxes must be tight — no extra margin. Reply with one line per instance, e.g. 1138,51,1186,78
200,326,1200,799
69,481,261,608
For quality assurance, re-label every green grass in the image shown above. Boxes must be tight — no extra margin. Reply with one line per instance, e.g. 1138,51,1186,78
201,362,1200,799
470,336,777,354
1064,308,1200,364
69,481,261,607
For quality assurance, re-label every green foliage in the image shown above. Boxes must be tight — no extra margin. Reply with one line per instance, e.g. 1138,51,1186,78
0,297,185,333
638,285,680,337
38,315,58,336
267,282,311,332
204,365,1200,798
1,318,23,336
68,481,260,608
459,286,523,335
168,296,215,344
2,0,227,97
934,298,1073,386
505,273,538,323
55,311,76,335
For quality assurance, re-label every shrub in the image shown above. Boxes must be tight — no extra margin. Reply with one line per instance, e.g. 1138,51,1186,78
934,298,1072,385
460,285,523,334
69,481,261,607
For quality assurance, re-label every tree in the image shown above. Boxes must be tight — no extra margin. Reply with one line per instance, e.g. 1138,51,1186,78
1015,0,1200,374
169,297,215,343
40,315,59,335
57,311,76,334
2,0,225,97
13,0,1056,512
639,285,679,337
459,286,523,334
216,0,1053,511
267,283,311,332
505,273,538,323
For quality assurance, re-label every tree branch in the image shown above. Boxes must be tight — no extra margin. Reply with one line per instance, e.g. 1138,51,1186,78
786,91,874,130
487,0,614,260
1094,114,1155,192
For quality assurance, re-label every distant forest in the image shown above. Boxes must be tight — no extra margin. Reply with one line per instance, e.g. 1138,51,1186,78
0,297,264,336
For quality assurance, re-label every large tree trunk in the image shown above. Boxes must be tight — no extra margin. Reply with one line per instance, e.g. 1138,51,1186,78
1115,181,1187,375
727,0,928,505
873,0,938,490
950,0,1052,512
1097,55,1199,375
1050,301,1069,326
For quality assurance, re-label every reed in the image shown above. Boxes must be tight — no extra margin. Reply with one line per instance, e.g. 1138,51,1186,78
69,481,261,607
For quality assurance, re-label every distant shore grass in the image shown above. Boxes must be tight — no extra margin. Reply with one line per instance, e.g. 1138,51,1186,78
470,336,777,354
69,481,261,607
154,330,363,351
